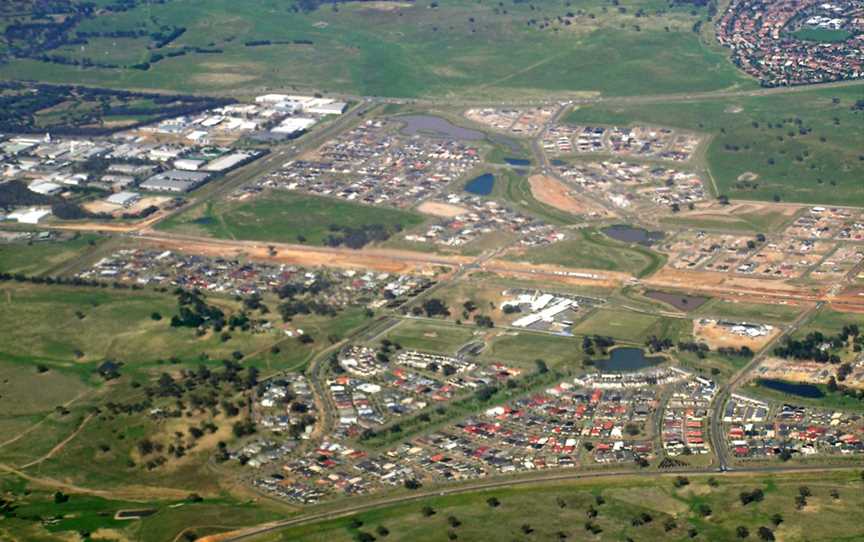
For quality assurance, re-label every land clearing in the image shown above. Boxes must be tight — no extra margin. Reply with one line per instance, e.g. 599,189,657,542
527,174,607,217
416,201,469,218
693,319,780,350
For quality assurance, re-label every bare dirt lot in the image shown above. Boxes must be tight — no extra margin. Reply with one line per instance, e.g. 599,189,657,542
417,200,469,218
528,174,607,217
693,320,780,350
137,233,471,275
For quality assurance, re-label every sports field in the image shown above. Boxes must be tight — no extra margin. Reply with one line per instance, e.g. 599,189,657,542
566,84,864,206
0,0,752,99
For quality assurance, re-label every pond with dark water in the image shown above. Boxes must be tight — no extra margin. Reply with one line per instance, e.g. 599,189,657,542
594,347,664,372
758,379,825,398
465,173,495,195
399,115,485,140
645,290,710,311
504,157,531,167
602,225,665,246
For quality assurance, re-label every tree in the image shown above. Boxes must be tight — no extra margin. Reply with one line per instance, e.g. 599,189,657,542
770,513,783,526
486,497,500,508
673,476,690,488
403,479,421,490
376,525,390,537
53,491,69,504
757,526,775,541
698,504,712,517
736,526,750,538
421,505,435,517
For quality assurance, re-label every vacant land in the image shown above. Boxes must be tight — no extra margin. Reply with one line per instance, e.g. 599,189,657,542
0,234,104,275
567,85,864,206
0,0,751,99
662,202,799,233
256,471,864,542
159,191,425,247
508,228,666,278
482,331,583,368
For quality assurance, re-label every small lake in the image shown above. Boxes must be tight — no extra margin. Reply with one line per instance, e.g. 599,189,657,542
399,115,485,140
594,347,664,372
551,159,566,166
646,290,710,312
465,173,495,196
758,379,825,399
602,225,665,246
504,157,531,167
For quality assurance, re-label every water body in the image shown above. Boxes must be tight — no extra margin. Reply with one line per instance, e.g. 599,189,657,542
602,224,665,246
551,159,566,166
504,157,531,167
758,379,825,399
645,290,710,312
594,347,664,372
399,115,485,140
465,173,495,195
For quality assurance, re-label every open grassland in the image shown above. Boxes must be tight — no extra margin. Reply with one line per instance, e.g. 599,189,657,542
0,282,364,372
0,0,751,99
159,191,425,246
572,308,692,344
0,233,104,276
566,84,864,206
253,471,864,542
0,474,284,542
693,299,804,324
507,228,666,278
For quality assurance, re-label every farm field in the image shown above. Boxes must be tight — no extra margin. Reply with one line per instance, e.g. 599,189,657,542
507,228,666,278
565,84,864,206
0,0,752,99
252,471,864,542
158,191,425,247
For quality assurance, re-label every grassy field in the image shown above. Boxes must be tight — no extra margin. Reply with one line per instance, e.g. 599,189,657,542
508,228,666,278
482,331,583,369
0,233,104,276
0,0,752,99
254,470,864,542
793,307,863,337
661,206,798,234
694,299,804,324
159,191,425,246
566,84,864,206
0,282,366,372
379,319,478,354
572,308,692,344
